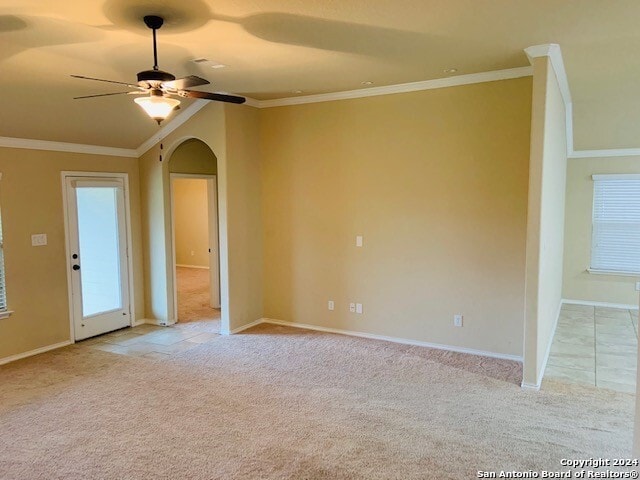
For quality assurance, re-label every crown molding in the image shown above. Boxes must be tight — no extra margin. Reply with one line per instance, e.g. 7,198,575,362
569,148,640,159
0,136,138,158
255,66,533,109
524,43,572,107
525,43,574,155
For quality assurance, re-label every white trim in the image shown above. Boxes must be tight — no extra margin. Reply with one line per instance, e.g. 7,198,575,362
0,310,13,319
563,298,639,310
226,318,264,335
570,149,640,159
0,136,137,158
243,97,260,108
257,67,533,109
132,318,148,327
538,300,562,387
0,340,73,366
524,43,573,156
521,382,541,391
260,318,523,362
175,264,210,270
524,44,572,107
135,100,209,156
587,268,640,277
592,174,640,181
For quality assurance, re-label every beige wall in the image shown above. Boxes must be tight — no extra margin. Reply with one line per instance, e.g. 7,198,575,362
0,147,143,360
260,78,532,356
139,102,263,332
523,56,568,387
224,104,264,330
563,156,640,306
574,98,640,151
169,138,217,175
173,179,209,267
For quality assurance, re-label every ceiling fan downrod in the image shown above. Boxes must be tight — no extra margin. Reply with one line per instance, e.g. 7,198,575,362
143,15,164,71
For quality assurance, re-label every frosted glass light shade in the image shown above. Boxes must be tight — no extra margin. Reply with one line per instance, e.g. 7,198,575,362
134,95,180,122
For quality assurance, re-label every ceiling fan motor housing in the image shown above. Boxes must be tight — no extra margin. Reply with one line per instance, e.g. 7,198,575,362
137,69,176,86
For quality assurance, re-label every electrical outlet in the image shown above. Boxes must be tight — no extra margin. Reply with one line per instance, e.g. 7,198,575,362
190,250,195,256
635,282,640,292
349,303,356,313
356,303,363,314
328,300,335,311
31,234,47,246
454,314,463,327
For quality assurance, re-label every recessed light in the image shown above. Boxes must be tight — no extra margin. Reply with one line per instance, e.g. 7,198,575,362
443,68,458,74
210,64,227,69
361,81,374,86
292,90,303,94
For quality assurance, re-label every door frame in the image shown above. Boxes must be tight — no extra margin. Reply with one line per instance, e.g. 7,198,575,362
169,173,220,322
61,171,135,343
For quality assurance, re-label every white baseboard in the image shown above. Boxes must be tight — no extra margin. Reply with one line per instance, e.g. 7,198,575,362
562,298,639,310
140,318,173,327
176,264,210,270
521,382,541,391
0,340,73,366
226,318,264,335
132,318,149,327
261,318,523,362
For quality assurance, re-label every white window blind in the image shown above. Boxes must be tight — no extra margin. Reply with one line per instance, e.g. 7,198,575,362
591,174,640,274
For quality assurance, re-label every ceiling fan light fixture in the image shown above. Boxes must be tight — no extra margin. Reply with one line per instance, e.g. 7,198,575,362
134,95,180,124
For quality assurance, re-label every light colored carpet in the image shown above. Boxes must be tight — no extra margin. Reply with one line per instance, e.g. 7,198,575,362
0,323,634,479
176,266,220,332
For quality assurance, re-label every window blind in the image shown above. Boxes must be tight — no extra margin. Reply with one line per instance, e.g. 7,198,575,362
591,175,640,274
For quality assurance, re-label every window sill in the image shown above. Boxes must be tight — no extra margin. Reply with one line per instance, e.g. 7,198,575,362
0,310,14,319
587,268,640,277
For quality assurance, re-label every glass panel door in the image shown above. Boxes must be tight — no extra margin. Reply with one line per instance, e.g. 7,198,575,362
76,186,123,317
65,176,130,341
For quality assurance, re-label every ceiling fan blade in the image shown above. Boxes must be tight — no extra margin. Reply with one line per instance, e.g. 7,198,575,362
162,75,210,91
71,75,138,89
73,91,133,99
182,90,246,104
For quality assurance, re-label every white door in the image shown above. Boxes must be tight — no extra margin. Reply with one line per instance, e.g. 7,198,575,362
65,177,130,340
207,177,220,308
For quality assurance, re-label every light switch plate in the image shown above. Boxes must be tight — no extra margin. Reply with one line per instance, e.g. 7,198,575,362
356,235,363,247
356,303,363,314
454,314,463,327
31,234,47,246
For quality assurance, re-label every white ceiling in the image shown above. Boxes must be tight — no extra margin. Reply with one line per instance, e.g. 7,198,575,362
1,0,639,149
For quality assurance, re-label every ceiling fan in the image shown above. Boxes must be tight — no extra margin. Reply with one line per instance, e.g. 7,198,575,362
72,15,245,124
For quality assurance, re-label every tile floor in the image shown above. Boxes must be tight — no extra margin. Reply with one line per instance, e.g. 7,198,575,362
544,304,638,393
81,320,220,359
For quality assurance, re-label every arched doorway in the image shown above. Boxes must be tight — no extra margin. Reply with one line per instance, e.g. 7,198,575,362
168,138,222,332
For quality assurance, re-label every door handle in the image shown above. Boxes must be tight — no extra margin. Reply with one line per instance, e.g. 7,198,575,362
72,264,80,271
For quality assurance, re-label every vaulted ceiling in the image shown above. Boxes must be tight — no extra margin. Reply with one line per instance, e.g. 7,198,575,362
2,0,639,150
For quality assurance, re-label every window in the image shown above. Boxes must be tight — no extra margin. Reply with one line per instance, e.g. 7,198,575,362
591,174,640,275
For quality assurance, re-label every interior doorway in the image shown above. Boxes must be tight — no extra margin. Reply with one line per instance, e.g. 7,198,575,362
170,174,221,332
